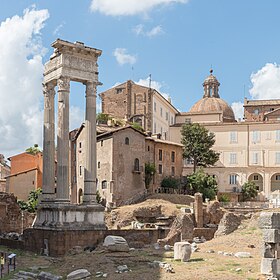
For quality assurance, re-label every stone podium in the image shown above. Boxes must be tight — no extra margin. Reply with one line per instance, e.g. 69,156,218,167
33,39,106,230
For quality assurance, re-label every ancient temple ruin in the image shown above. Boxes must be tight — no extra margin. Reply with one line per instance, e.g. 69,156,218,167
33,39,105,230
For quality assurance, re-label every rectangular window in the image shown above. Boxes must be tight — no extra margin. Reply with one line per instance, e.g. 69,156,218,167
160,107,163,117
171,116,174,125
159,164,162,174
253,175,259,181
230,131,237,143
171,151,175,163
171,166,175,176
229,153,237,164
276,130,280,142
154,122,156,133
166,112,168,121
252,152,259,164
102,180,107,189
265,132,272,140
79,165,82,176
159,149,163,161
229,174,237,185
154,102,156,112
185,118,191,123
252,131,260,143
79,142,82,148
276,175,280,181
276,152,280,164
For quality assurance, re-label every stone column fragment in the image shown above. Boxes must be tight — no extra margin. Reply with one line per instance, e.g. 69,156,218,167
83,81,97,204
194,193,203,228
42,82,56,201
56,76,70,202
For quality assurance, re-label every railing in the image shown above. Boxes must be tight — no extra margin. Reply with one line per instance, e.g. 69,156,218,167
219,201,269,209
154,187,189,195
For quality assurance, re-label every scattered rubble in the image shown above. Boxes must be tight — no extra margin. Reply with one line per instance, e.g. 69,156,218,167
103,235,129,252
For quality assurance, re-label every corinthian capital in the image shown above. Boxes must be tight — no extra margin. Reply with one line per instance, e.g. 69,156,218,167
86,81,96,96
43,82,56,97
57,76,70,92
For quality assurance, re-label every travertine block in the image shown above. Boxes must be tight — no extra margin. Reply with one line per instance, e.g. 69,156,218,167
261,258,280,275
259,212,280,229
263,229,280,243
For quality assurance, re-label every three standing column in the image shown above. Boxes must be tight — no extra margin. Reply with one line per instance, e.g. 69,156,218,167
56,76,70,202
83,81,97,204
42,82,56,201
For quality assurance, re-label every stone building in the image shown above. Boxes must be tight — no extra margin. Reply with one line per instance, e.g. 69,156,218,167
6,152,43,201
71,125,183,206
169,70,280,200
99,80,179,139
0,154,10,192
145,136,183,192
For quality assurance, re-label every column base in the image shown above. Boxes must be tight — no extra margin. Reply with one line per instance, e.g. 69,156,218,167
33,203,106,230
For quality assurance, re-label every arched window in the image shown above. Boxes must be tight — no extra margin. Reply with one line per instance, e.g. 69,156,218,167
102,180,107,189
125,137,129,145
134,158,140,172
78,189,83,204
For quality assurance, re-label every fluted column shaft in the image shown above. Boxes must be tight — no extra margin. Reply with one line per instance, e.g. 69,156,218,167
83,81,97,204
42,83,56,201
57,77,70,202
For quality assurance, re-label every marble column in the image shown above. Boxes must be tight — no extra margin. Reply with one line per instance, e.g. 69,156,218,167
42,82,56,201
83,81,97,204
56,76,70,202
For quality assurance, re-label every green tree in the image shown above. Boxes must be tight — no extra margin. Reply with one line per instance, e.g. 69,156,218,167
181,123,220,173
96,113,110,124
187,169,218,201
25,144,41,155
145,162,156,189
241,181,258,201
130,122,145,132
161,176,180,190
18,188,42,213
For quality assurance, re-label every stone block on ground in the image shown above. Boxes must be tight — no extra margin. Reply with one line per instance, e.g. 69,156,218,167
38,271,62,280
103,235,129,252
261,258,280,275
263,229,280,243
234,252,251,258
259,212,280,229
66,269,91,280
214,212,242,237
174,241,192,262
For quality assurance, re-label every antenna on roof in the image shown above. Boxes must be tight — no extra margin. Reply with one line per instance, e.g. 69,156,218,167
149,74,152,89
131,66,134,81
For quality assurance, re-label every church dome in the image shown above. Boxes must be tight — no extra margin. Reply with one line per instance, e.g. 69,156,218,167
189,69,236,122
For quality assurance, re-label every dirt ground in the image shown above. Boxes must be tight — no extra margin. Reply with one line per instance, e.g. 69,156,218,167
1,212,266,280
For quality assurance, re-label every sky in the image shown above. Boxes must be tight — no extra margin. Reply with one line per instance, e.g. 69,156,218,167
1,0,280,158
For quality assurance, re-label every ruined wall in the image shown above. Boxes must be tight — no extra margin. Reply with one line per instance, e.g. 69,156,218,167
0,192,35,234
24,228,160,257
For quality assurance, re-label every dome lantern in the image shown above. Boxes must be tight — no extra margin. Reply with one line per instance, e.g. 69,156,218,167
203,68,220,98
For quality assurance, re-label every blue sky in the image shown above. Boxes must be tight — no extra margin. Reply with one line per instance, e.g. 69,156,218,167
1,0,280,157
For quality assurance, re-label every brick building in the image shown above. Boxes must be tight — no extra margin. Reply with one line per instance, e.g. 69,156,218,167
6,152,43,201
70,125,183,206
99,80,179,139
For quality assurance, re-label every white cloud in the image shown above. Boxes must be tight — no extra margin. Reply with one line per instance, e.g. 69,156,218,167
136,77,170,100
231,102,243,121
249,63,280,100
90,0,188,16
113,48,137,65
53,22,65,36
69,106,85,131
0,7,49,157
133,24,163,37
